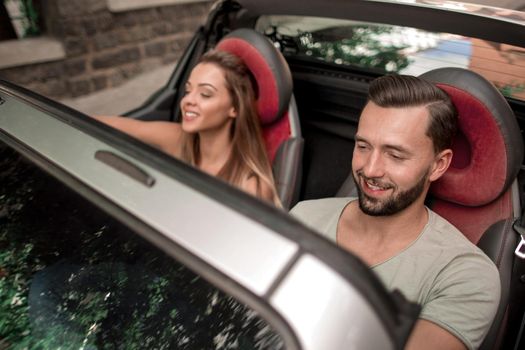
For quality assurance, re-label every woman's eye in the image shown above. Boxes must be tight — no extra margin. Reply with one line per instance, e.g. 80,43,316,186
201,93,211,98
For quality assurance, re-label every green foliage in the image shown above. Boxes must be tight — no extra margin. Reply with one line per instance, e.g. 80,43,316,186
0,145,283,349
498,82,525,98
0,151,39,348
3,0,40,37
0,239,33,348
297,25,411,72
19,0,40,37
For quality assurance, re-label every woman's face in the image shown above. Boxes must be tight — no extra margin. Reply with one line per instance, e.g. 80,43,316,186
180,62,237,135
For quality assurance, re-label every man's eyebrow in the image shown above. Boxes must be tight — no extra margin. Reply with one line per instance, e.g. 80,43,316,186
355,135,368,143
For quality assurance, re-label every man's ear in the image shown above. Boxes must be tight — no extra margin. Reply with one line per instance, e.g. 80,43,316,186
429,149,453,182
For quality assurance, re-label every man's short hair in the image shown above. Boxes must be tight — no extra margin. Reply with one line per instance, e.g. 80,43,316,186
368,74,458,154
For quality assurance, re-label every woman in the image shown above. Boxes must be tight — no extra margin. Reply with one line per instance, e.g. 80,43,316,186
96,50,280,206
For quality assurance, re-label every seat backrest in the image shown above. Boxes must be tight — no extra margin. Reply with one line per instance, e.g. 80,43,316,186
420,67,524,350
216,29,303,209
421,67,523,243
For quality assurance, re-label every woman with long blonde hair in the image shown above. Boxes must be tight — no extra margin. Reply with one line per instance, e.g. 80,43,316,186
96,49,280,206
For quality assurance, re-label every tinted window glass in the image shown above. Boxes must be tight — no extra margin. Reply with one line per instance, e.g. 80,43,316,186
257,15,525,101
0,141,283,349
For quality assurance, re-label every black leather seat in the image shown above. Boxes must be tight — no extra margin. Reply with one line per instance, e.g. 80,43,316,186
216,29,303,209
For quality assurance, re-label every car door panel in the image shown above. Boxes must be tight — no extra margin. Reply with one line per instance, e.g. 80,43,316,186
0,80,419,349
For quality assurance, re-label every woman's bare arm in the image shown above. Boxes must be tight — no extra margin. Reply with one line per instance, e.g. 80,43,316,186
94,116,182,155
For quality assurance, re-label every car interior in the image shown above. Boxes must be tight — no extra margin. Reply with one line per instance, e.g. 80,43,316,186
215,28,304,209
336,66,524,350
123,1,525,349
287,46,525,350
5,0,525,348
287,44,525,350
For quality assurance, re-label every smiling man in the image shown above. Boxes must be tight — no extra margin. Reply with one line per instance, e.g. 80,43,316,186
290,75,500,350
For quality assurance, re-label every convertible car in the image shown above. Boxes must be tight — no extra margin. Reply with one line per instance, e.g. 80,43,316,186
1,0,524,349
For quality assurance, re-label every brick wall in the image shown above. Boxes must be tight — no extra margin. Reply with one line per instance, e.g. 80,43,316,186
469,39,525,99
0,0,212,99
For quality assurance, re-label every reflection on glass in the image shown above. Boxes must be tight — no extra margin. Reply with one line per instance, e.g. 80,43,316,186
0,143,283,349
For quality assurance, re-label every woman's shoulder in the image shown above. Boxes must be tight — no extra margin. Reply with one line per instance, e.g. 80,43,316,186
149,121,183,156
242,174,266,196
242,173,277,204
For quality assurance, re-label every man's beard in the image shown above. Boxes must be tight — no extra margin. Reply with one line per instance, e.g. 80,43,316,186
352,169,429,216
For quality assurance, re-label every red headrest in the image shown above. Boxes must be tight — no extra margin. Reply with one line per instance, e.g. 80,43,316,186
421,68,523,206
216,28,293,126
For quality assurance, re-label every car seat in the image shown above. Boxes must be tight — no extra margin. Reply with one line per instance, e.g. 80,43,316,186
216,28,303,209
336,67,524,349
420,67,524,350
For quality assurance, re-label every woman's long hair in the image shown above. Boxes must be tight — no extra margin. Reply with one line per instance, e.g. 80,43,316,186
179,49,281,206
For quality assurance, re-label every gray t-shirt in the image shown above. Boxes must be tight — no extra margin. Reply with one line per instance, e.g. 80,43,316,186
290,197,500,350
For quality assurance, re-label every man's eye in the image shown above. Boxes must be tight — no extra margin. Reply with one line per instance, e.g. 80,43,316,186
389,153,404,160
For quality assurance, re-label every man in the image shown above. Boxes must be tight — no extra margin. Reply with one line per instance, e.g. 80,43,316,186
290,75,500,350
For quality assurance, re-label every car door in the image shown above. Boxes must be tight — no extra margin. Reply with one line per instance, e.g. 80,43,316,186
0,80,419,349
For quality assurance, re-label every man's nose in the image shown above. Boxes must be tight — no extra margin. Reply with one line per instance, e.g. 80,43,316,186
362,151,385,178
